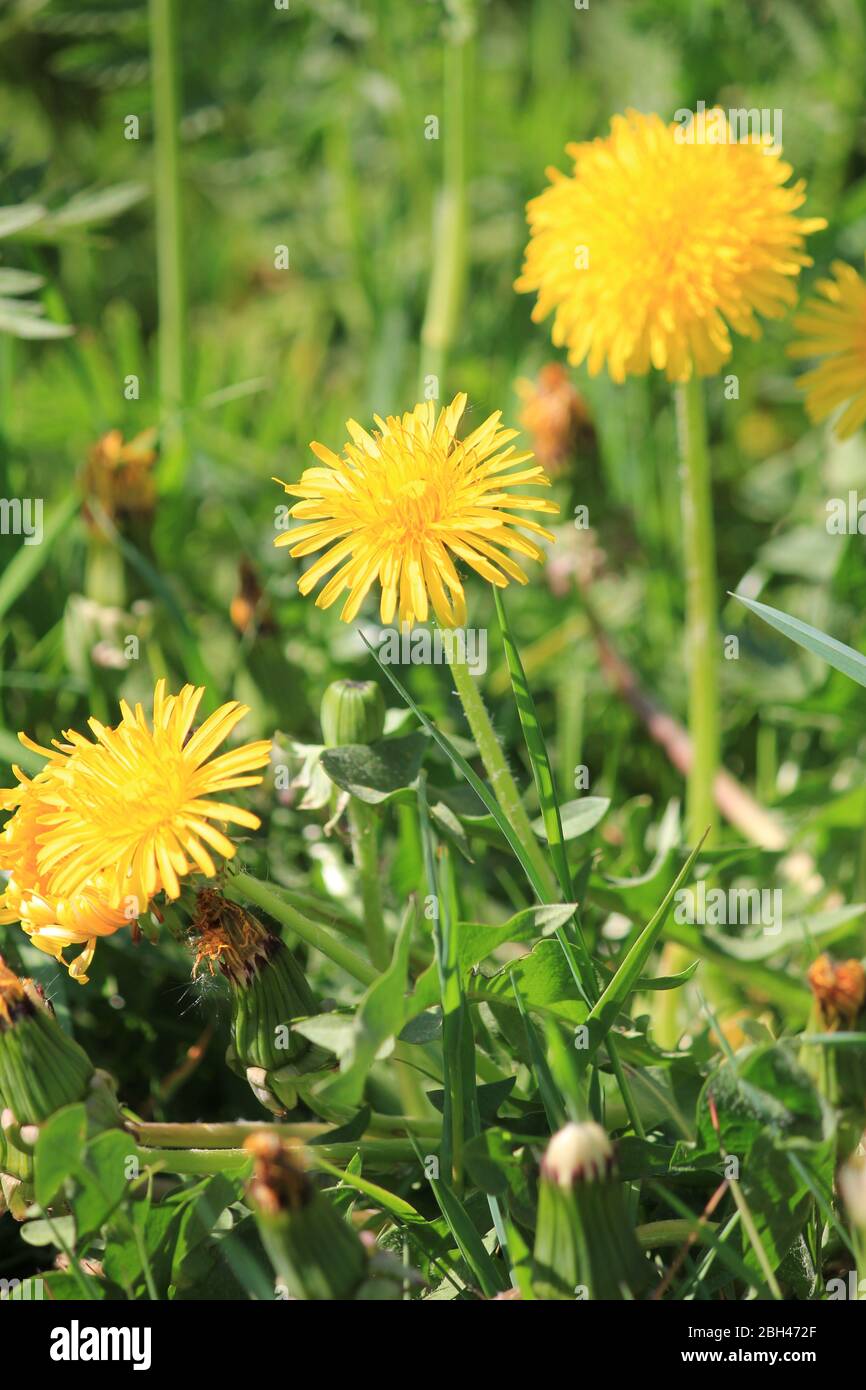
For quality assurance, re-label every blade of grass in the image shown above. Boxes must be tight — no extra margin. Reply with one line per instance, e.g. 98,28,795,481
494,589,572,898
733,592,866,688
586,832,708,1055
148,0,187,486
0,491,78,625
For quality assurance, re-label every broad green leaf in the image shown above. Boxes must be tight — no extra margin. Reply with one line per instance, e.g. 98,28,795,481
409,903,579,1015
320,732,428,803
475,938,589,1024
71,1130,139,1241
532,796,610,841
34,1104,87,1206
318,906,415,1106
19,1215,77,1249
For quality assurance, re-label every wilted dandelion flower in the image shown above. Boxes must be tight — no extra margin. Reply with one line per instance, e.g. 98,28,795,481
83,428,158,524
274,393,557,628
516,109,825,383
0,680,271,981
788,257,866,438
515,363,592,474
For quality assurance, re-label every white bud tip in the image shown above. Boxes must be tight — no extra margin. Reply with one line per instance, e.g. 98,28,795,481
542,1121,614,1187
839,1156,866,1229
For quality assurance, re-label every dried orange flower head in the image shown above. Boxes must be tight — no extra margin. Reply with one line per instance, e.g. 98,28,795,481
244,1132,310,1215
191,890,278,987
84,428,158,523
515,363,592,473
807,953,866,1029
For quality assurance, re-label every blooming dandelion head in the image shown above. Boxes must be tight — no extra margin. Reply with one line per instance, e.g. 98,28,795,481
789,257,866,438
516,109,826,383
0,680,272,982
274,394,558,629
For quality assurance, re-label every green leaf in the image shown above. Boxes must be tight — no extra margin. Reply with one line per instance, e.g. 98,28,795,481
320,732,428,803
0,492,79,625
532,796,610,842
476,938,589,1024
34,1104,87,1206
429,1178,507,1296
0,268,45,294
41,182,147,229
318,906,415,1106
585,833,707,1054
71,1130,140,1241
359,630,549,900
409,903,579,1015
0,203,46,238
734,592,866,688
20,1215,77,1249
494,589,572,893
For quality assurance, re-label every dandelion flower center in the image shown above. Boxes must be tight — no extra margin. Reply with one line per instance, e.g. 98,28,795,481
274,393,558,628
516,109,826,383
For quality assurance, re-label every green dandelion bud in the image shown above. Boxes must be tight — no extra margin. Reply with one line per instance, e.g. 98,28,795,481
0,957,94,1126
245,1133,368,1300
532,1122,650,1301
320,679,386,749
0,955,109,1218
192,891,331,1115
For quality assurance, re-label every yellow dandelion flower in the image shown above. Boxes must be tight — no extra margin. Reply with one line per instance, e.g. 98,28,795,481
274,393,558,628
788,257,866,438
516,109,826,384
0,680,272,981
0,770,127,984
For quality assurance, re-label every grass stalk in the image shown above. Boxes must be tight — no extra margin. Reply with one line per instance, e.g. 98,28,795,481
654,375,719,1046
418,0,473,398
148,0,186,484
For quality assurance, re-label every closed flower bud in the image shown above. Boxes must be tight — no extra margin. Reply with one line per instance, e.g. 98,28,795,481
839,1154,866,1230
0,956,93,1125
533,1122,650,1300
320,679,385,749
541,1121,614,1186
0,955,104,1217
244,1133,368,1300
192,891,330,1115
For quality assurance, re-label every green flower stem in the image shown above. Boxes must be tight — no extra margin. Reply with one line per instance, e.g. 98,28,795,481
418,0,474,397
447,648,557,897
148,0,186,484
347,800,389,971
139,1147,252,1177
139,1139,418,1176
676,374,719,846
227,870,377,987
654,376,719,1048
636,1218,719,1250
131,1114,441,1149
